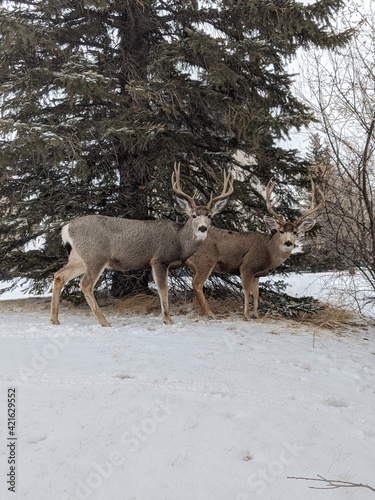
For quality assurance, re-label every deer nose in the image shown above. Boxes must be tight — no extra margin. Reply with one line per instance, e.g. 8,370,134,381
198,226,207,233
285,241,293,247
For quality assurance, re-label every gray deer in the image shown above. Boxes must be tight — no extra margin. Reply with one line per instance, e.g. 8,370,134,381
187,178,323,320
50,163,234,326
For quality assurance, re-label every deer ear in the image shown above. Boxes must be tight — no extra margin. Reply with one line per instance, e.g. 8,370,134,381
175,196,192,216
298,218,316,233
210,197,229,216
263,215,279,230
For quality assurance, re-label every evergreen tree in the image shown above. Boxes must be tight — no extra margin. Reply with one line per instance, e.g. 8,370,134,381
0,0,351,297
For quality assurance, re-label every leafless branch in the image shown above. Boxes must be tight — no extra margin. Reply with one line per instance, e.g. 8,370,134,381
288,475,375,493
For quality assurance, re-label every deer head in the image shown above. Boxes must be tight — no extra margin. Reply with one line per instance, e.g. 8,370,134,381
263,177,324,250
172,162,234,240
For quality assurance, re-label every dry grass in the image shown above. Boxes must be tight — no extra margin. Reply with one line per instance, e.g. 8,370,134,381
113,293,161,315
113,294,371,331
294,304,355,329
1,293,372,332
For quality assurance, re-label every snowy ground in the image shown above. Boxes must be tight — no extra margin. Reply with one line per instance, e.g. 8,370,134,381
0,273,374,500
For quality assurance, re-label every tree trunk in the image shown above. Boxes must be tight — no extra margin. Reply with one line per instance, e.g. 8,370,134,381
111,2,154,299
111,269,151,299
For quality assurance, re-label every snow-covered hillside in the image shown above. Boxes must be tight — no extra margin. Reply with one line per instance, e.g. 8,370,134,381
0,273,374,500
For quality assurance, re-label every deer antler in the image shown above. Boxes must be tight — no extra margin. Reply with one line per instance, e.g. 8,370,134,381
295,176,325,224
171,162,197,208
265,179,286,224
207,169,234,210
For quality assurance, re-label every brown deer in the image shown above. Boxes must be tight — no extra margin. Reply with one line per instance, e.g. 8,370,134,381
50,163,234,326
187,178,324,320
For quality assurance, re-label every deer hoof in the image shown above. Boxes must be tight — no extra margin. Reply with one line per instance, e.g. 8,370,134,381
50,318,60,326
101,321,112,327
163,316,173,325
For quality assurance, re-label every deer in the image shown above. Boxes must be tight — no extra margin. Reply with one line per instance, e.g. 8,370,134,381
50,163,234,327
186,178,324,320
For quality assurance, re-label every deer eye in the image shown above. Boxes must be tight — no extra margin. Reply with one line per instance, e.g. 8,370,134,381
280,230,284,234
192,214,197,219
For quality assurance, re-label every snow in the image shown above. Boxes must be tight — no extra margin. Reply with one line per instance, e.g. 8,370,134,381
0,274,374,500
272,271,375,318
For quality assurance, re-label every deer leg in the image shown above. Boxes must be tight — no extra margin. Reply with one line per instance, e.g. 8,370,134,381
252,277,260,318
151,259,172,325
240,269,254,321
80,265,111,327
187,259,216,319
50,256,86,325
